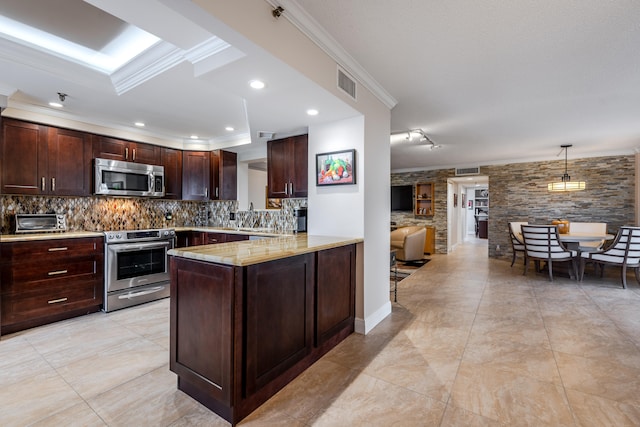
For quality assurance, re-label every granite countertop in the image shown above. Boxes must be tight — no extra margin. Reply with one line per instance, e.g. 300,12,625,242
0,231,105,242
168,234,363,266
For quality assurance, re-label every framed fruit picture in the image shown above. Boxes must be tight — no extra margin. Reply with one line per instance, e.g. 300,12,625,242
316,149,356,186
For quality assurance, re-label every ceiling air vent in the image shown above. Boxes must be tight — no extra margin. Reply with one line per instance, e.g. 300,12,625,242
455,167,480,176
257,131,275,139
337,67,357,100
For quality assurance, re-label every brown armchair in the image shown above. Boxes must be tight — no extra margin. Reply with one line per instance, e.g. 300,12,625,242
390,226,427,262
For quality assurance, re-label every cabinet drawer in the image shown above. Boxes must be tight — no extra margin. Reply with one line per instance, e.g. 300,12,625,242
2,258,98,293
2,281,101,324
1,238,102,262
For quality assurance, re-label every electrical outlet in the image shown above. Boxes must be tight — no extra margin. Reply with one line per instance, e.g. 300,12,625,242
496,244,501,251
229,212,236,221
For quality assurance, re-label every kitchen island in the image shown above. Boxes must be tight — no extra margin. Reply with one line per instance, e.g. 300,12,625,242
168,234,362,425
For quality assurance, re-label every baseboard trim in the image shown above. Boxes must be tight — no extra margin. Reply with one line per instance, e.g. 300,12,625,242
354,301,392,335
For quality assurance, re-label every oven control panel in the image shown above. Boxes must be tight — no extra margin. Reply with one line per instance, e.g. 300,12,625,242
104,228,175,243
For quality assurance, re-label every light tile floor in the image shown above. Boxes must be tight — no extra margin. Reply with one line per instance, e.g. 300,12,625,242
2,238,640,426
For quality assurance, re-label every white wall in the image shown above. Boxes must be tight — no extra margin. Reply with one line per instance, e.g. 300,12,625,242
248,168,267,209
308,117,364,237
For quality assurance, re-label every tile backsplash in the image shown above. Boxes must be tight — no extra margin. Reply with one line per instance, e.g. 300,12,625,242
0,196,307,234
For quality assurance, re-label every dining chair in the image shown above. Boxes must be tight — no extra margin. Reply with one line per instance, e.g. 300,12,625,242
508,221,528,267
579,226,640,289
521,224,578,281
569,222,608,252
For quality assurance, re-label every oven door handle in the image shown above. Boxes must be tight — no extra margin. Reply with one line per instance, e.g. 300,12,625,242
109,241,171,253
118,285,166,299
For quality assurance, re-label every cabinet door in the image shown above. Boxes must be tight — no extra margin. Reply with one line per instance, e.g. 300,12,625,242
93,135,128,161
219,150,237,200
170,258,234,404
1,119,47,195
244,253,314,395
267,138,289,198
182,151,210,200
47,127,92,196
316,245,355,346
161,148,182,199
290,134,308,198
130,141,160,165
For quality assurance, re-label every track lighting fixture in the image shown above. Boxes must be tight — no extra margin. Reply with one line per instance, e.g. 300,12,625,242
390,128,442,150
57,92,67,102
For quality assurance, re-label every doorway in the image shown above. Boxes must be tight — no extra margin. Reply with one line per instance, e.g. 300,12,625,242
447,176,489,253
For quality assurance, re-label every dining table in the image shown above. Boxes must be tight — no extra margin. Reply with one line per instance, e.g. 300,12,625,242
515,231,615,252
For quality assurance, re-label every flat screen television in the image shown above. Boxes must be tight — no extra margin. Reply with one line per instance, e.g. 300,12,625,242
391,185,413,211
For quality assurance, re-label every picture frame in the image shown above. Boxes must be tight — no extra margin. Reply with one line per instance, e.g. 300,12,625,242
316,149,356,186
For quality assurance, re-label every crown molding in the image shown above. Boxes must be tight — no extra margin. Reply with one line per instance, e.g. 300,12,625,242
265,0,397,109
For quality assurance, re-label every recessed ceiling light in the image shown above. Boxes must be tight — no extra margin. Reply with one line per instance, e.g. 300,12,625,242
48,102,63,108
225,126,234,131
190,135,199,139
306,109,319,116
249,80,265,89
135,122,145,127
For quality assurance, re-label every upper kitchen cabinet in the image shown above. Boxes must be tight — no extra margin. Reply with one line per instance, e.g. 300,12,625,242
182,150,210,201
93,135,160,165
1,118,92,196
267,134,308,198
161,147,183,200
211,150,237,200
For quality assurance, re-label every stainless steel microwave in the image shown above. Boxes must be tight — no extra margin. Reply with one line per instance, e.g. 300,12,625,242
94,158,164,197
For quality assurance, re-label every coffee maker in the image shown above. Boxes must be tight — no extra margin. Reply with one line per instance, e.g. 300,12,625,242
293,207,307,232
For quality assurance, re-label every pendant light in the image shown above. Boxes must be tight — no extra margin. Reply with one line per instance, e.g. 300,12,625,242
547,144,585,192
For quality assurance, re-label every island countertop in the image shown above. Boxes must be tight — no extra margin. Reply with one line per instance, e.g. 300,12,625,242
168,234,363,266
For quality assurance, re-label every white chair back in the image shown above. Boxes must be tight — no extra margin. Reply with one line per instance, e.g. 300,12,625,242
570,222,607,251
592,226,640,265
521,225,574,259
570,222,607,234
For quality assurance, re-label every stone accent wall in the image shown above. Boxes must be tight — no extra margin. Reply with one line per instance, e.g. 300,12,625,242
392,154,635,258
0,196,306,234
484,155,635,260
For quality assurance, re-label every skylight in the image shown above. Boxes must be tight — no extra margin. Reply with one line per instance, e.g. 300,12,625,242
0,15,159,74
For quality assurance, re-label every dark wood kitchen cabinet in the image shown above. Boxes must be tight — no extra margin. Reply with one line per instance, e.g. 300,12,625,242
160,147,183,199
211,150,237,200
267,134,308,198
93,135,160,165
169,243,355,425
182,150,237,201
175,231,249,247
182,151,210,201
1,118,92,196
0,236,104,335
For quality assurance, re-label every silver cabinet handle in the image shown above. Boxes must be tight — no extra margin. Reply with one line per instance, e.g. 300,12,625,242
48,247,68,252
48,269,68,276
51,177,55,192
284,183,288,195
215,187,219,198
204,187,208,198
41,177,46,191
132,148,136,162
48,297,68,304
289,182,293,195
125,147,129,160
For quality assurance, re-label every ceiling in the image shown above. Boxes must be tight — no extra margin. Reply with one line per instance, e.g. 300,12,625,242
1,1,640,173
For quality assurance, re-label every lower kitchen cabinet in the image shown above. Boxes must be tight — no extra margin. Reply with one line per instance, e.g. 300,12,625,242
169,244,355,424
0,237,104,335
176,231,249,247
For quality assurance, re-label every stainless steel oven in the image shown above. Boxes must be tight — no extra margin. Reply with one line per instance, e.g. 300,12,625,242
104,228,175,312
